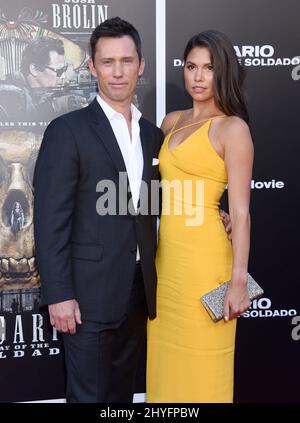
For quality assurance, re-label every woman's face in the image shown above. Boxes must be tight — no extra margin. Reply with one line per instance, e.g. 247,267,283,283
184,46,214,103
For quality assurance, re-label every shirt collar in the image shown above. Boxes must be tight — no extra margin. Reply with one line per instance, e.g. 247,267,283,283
97,94,142,123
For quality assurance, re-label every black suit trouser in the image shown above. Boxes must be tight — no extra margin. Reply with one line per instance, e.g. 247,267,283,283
63,263,147,403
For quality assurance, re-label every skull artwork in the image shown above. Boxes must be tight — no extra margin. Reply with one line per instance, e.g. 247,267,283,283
0,131,41,290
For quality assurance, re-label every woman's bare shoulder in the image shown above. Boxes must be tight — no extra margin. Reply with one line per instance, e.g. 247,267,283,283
217,115,252,145
161,110,183,135
219,115,250,134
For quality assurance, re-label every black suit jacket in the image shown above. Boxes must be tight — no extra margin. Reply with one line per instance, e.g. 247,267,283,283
33,98,164,322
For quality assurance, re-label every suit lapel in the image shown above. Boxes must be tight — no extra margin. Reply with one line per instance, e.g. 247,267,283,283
89,98,127,175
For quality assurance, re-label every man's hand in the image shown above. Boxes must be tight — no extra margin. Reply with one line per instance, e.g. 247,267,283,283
48,299,82,335
219,209,232,240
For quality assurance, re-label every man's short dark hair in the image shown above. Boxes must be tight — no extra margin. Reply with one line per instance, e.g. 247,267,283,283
21,37,65,76
89,17,142,63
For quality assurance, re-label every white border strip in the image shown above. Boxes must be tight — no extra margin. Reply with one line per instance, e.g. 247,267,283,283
21,393,145,403
156,0,166,126
133,393,146,403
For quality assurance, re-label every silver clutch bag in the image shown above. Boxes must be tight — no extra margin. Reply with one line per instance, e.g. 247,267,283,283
200,273,264,322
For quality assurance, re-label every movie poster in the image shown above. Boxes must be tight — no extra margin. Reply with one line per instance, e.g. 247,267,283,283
0,0,156,402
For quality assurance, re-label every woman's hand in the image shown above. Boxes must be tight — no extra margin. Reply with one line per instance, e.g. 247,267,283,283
223,277,251,321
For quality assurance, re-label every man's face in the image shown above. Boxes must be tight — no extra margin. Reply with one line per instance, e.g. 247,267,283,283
88,35,145,107
30,51,67,88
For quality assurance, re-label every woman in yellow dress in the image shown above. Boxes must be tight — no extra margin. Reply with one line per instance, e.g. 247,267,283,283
147,30,253,402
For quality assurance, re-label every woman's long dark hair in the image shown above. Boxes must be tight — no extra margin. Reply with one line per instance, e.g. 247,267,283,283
184,30,249,123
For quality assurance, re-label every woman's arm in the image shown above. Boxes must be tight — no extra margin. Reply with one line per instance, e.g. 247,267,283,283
221,117,254,321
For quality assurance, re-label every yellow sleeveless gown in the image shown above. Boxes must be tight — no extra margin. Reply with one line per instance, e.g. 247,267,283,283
147,116,236,403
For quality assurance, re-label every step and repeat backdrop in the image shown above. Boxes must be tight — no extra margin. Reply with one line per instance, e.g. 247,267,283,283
165,0,300,402
0,0,299,402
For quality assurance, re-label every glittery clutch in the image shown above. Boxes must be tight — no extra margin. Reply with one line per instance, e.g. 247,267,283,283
200,273,264,322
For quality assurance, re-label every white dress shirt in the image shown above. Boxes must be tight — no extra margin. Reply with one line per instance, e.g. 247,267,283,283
97,95,143,261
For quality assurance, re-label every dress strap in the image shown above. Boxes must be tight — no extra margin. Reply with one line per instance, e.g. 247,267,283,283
172,114,227,135
169,111,184,134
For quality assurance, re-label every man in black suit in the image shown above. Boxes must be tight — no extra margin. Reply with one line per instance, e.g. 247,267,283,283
33,17,163,403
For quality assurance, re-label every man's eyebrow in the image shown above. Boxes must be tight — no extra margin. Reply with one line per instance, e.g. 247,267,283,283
99,55,136,60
